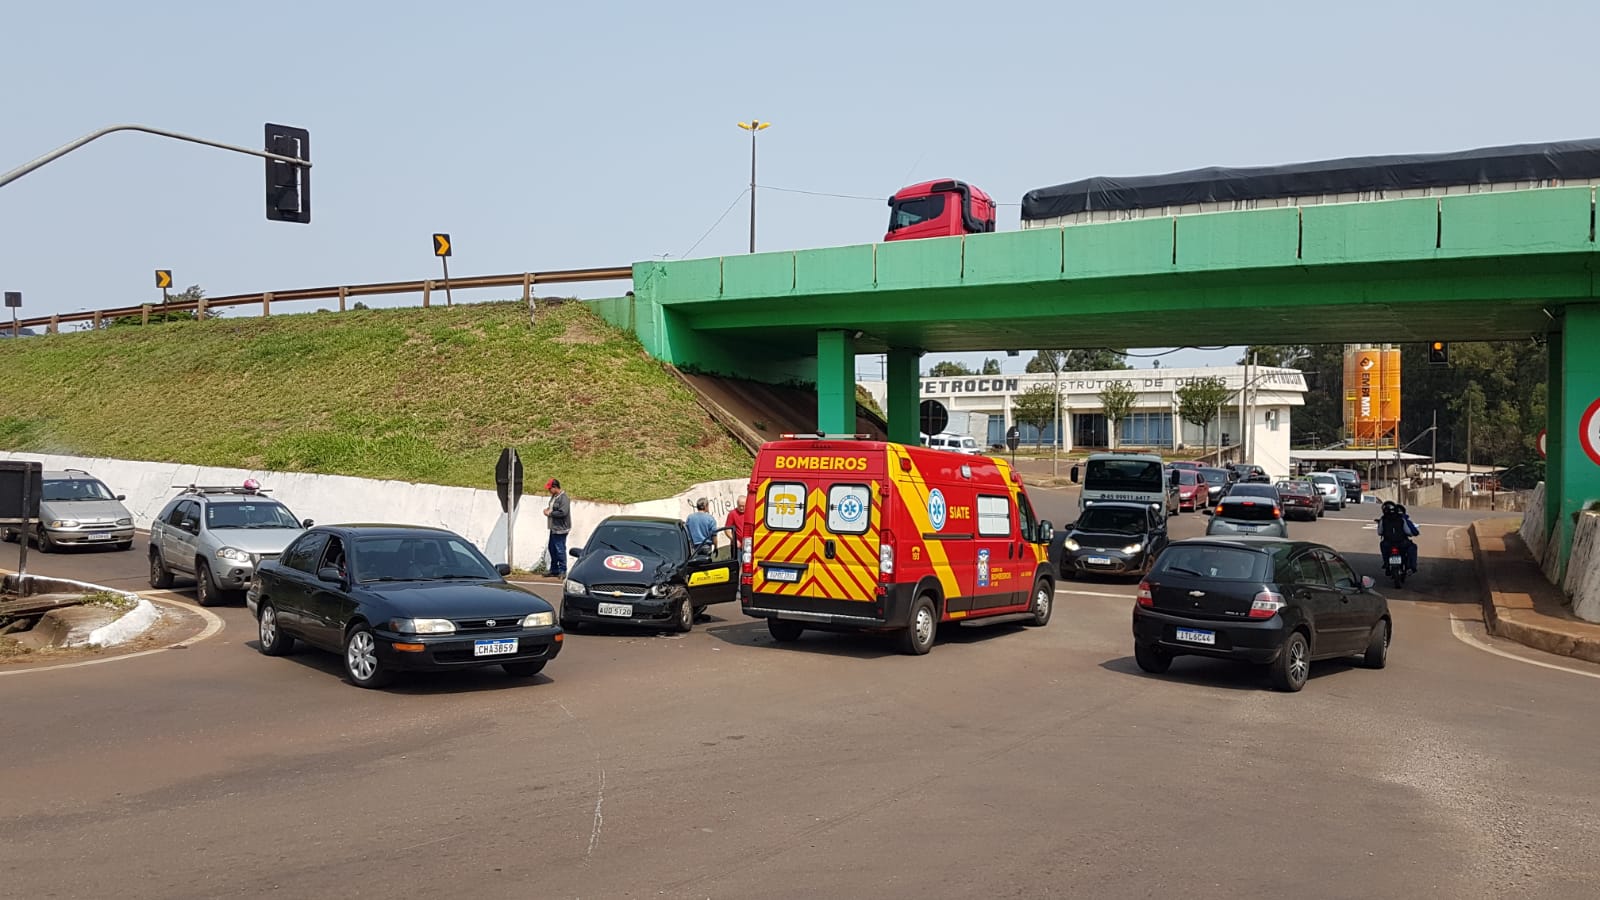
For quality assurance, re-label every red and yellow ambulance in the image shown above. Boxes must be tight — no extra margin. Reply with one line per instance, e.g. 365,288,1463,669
740,435,1058,654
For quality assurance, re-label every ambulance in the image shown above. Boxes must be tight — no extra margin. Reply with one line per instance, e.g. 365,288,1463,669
740,435,1058,655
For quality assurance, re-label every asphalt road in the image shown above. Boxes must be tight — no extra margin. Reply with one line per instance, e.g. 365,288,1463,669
4,498,1600,899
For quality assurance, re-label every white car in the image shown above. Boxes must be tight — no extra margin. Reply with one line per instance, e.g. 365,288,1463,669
1308,472,1346,510
924,432,983,455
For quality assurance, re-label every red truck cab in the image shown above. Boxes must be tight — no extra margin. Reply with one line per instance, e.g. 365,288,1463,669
884,179,997,242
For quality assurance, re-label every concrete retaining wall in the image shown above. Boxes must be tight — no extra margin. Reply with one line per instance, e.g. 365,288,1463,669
1519,482,1549,563
1567,512,1600,623
0,452,746,570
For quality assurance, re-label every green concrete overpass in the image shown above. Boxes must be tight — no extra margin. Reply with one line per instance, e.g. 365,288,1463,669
598,186,1600,574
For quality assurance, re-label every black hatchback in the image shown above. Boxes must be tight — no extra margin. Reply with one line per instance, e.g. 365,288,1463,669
248,525,564,688
1059,501,1170,579
1131,537,1390,692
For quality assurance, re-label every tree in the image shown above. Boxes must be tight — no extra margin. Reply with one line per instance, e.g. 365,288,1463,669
1237,344,1311,367
106,285,217,327
1011,384,1060,448
981,357,1002,375
928,360,976,377
1024,348,1131,373
1098,380,1138,450
1177,376,1232,456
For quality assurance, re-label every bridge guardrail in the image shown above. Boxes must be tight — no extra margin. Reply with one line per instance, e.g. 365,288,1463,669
11,265,634,333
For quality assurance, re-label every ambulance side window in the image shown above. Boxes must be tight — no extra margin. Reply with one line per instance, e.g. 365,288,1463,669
766,482,806,531
826,484,871,535
976,495,1012,538
1015,491,1039,542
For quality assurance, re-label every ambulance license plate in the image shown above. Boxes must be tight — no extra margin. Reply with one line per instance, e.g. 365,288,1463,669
597,602,633,617
1175,628,1215,645
765,567,801,583
473,638,518,657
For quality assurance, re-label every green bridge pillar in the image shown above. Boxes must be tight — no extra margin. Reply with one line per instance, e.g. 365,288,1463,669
1550,303,1600,576
886,348,921,445
817,329,856,436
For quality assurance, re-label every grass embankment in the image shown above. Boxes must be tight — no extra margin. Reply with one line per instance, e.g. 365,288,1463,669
0,301,751,503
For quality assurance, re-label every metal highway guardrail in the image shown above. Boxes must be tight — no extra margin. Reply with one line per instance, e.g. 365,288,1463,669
12,265,634,332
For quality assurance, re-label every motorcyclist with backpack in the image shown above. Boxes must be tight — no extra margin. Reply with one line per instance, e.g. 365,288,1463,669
1377,501,1420,574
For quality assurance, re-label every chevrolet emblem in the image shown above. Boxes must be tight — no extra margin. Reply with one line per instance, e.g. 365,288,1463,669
1188,590,1205,597
610,591,623,597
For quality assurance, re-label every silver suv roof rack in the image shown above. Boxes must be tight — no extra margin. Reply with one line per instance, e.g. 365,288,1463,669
172,484,271,495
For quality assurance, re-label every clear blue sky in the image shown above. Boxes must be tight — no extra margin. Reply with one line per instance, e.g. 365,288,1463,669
4,0,1595,371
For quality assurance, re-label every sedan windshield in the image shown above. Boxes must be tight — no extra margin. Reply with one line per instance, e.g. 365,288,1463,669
41,479,117,502
1200,469,1231,486
587,523,685,560
354,535,499,582
206,502,302,530
1075,507,1147,534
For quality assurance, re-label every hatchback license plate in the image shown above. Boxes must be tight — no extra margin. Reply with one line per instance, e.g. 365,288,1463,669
765,567,800,583
87,532,112,541
1086,556,1113,566
1175,628,1215,645
597,602,633,617
473,638,517,657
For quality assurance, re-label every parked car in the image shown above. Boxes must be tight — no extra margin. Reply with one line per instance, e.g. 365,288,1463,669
1172,467,1208,512
248,524,562,688
0,469,134,551
1198,467,1234,505
1326,468,1363,505
1308,473,1347,510
1229,463,1271,483
1205,483,1288,538
1275,480,1325,520
561,515,739,632
1132,537,1391,692
1058,501,1170,579
149,483,311,606
924,433,983,455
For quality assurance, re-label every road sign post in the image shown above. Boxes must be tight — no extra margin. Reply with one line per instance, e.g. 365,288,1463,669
1006,424,1020,467
495,448,525,569
918,400,948,441
155,270,172,322
4,291,19,338
433,234,454,307
0,461,41,579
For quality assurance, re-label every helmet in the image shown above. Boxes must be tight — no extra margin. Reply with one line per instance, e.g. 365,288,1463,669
1382,501,1398,513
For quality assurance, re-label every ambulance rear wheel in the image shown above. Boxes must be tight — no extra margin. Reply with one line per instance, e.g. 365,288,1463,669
899,595,937,656
767,619,804,643
1027,580,1053,627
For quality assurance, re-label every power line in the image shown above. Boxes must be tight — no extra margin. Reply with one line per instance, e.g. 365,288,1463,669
680,188,750,259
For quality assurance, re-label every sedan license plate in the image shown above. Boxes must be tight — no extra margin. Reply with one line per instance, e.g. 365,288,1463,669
1086,556,1113,566
597,602,633,617
1175,628,1215,645
764,567,801,583
1388,555,1403,565
473,638,518,657
87,532,112,541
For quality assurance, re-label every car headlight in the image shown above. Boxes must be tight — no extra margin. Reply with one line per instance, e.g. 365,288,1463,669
390,617,456,635
217,547,251,563
564,579,586,595
116,518,133,527
1063,538,1080,551
49,519,80,528
522,611,555,628
649,584,670,597
1122,542,1144,555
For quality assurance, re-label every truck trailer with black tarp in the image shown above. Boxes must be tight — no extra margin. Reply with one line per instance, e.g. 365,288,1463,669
1021,138,1600,226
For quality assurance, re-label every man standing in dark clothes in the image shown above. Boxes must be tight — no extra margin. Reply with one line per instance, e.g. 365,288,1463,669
543,478,572,578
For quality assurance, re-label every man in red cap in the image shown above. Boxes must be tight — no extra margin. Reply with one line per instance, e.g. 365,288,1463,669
542,478,572,578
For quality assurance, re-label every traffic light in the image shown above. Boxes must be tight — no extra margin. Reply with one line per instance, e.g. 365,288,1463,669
1428,341,1450,365
264,123,310,223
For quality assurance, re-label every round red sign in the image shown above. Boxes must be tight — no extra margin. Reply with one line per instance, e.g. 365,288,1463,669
1580,398,1600,467
1537,429,1547,459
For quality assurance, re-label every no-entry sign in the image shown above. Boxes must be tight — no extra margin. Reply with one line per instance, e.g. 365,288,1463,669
1581,398,1600,467
1538,429,1547,459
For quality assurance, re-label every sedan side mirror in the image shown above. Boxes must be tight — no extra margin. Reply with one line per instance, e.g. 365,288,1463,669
317,567,345,585
1361,575,1376,590
569,547,582,558
495,563,512,576
115,494,127,501
301,519,315,528
1035,521,1054,544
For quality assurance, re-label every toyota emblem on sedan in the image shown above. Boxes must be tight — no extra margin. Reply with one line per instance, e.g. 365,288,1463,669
485,619,496,627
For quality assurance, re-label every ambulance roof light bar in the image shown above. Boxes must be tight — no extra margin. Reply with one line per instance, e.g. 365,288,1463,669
778,433,874,440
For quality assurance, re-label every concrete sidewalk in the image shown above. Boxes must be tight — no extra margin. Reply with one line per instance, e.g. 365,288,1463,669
1469,517,1600,664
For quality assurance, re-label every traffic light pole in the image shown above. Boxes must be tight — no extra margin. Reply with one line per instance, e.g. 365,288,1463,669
0,124,310,190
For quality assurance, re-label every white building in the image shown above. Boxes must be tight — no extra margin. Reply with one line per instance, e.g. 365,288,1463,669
859,365,1308,480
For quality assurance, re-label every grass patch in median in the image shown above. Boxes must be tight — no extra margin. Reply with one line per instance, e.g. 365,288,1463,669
0,301,751,503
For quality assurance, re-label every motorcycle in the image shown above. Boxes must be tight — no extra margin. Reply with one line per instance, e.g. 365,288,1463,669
1382,542,1408,588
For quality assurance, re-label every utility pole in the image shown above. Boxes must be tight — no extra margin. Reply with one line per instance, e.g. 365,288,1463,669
736,120,770,253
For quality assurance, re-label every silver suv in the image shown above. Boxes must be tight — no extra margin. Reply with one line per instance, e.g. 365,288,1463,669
148,485,311,606
0,469,135,551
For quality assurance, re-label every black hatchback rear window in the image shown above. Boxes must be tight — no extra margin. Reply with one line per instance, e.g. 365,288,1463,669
1154,545,1268,581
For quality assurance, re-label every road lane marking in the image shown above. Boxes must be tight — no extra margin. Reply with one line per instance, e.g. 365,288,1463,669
1056,588,1131,600
1448,616,1600,681
0,593,225,678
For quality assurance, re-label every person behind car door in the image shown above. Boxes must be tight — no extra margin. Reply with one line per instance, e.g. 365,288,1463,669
686,498,717,550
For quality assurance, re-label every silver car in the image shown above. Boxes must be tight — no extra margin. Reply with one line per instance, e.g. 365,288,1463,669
1309,473,1347,511
1,469,135,551
1204,483,1290,538
148,485,311,606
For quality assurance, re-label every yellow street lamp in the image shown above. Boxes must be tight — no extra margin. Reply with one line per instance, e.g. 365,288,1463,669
737,120,771,253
